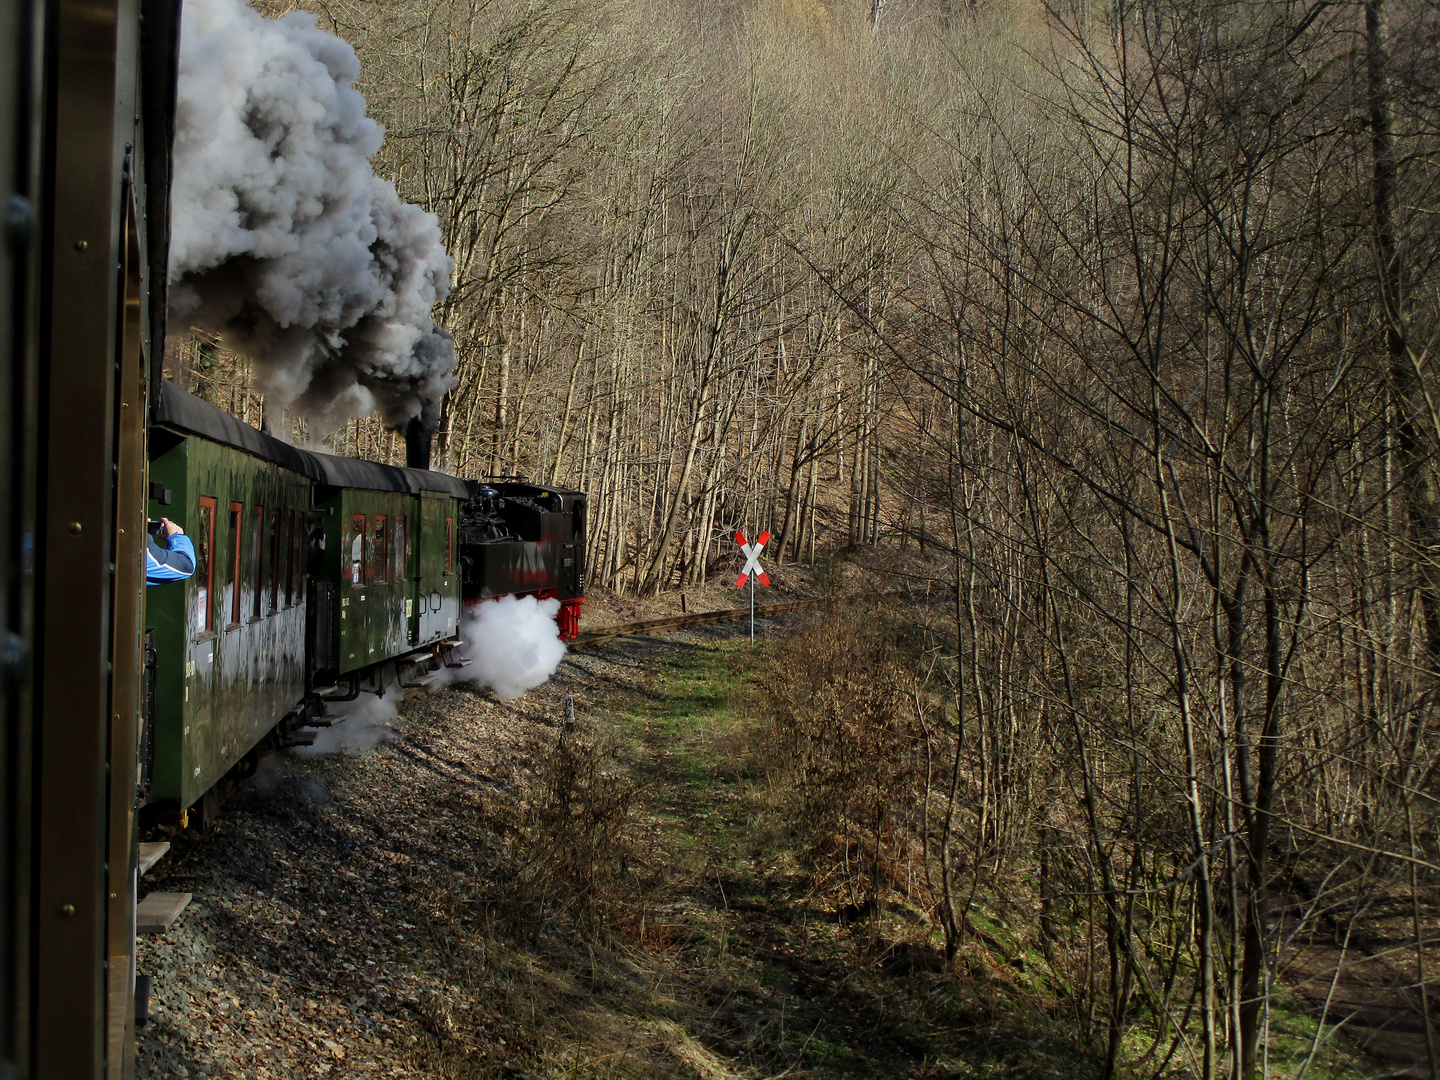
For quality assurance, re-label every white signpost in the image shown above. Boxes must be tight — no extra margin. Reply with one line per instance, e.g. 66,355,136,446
734,530,770,643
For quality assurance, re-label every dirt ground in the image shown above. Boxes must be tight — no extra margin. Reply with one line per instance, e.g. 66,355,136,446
134,548,953,1080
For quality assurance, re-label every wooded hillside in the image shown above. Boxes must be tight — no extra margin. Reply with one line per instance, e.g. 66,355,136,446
171,0,1440,1075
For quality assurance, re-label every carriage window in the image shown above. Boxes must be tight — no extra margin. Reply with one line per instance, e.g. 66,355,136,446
445,516,454,573
393,517,406,581
227,502,242,629
368,515,388,583
197,497,216,635
250,505,264,619
350,513,366,586
269,508,282,615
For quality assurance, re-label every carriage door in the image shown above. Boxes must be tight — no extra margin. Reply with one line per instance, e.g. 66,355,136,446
395,503,417,646
416,495,445,643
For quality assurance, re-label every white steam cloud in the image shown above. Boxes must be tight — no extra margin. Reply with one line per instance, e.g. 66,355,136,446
297,692,399,756
169,0,455,434
298,598,566,758
446,595,568,699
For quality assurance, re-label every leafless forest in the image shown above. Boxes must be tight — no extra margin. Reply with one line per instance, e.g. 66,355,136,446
171,0,1440,1075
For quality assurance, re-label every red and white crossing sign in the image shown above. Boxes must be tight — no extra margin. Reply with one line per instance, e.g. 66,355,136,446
735,530,770,588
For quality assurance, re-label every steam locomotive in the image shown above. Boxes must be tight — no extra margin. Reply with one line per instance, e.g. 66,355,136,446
0,0,584,1075
145,380,585,819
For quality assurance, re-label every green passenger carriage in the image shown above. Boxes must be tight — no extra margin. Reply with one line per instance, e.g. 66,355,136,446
145,383,468,811
146,424,311,808
306,451,466,684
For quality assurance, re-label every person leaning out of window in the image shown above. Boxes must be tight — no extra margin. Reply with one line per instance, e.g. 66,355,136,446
146,517,196,585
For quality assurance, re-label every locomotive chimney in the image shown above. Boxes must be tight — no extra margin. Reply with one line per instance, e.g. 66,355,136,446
404,416,433,471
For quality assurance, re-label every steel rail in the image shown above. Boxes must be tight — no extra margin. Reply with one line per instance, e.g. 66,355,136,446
568,591,917,651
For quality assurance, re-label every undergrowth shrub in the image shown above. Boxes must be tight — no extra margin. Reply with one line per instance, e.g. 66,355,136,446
756,607,934,915
512,723,638,935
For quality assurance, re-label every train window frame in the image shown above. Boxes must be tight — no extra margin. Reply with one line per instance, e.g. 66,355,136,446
269,507,282,615
227,501,243,630
350,512,366,586
196,496,216,637
250,504,263,621
369,514,388,584
393,516,406,582
445,515,454,574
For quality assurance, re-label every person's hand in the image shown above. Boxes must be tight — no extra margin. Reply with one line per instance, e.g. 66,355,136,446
159,517,184,539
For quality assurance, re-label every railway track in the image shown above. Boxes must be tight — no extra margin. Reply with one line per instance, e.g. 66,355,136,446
568,598,831,650
567,590,926,650
393,600,827,700
394,592,914,699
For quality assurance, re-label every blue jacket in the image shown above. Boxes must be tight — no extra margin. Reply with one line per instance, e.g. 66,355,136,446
146,532,196,586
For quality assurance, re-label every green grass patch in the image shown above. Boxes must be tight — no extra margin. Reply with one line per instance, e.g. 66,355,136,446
621,639,758,822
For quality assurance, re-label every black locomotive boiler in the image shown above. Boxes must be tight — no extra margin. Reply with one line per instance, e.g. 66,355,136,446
457,480,586,637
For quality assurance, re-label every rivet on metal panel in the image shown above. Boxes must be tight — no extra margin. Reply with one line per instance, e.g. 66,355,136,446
67,521,82,535
73,239,87,252
60,904,75,917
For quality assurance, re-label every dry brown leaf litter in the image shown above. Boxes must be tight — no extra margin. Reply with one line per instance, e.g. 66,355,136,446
138,661,594,1077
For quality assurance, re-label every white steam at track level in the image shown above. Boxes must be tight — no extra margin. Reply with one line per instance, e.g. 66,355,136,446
169,0,455,435
298,693,398,756
444,595,568,700
295,598,565,756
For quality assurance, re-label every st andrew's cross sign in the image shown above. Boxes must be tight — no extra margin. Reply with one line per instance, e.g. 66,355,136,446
734,530,770,587
735,530,769,642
